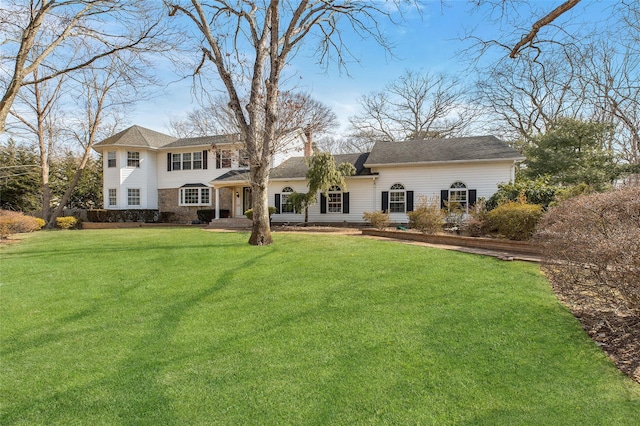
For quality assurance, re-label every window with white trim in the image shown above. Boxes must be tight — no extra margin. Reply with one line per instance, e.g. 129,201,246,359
172,153,182,170
192,151,203,169
281,187,295,213
328,185,342,213
182,152,192,170
179,187,211,206
127,188,141,206
239,149,250,167
108,188,117,206
107,151,116,168
449,181,468,211
389,183,406,213
216,150,232,168
127,151,140,167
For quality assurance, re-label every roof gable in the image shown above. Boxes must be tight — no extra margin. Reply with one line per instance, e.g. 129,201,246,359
94,125,240,151
364,136,524,166
93,125,177,150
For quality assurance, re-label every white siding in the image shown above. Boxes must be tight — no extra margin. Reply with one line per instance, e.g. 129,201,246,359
372,161,514,222
102,150,121,208
269,177,376,223
120,149,157,209
157,148,252,189
268,161,515,224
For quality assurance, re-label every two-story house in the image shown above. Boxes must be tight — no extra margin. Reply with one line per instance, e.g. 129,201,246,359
94,126,524,224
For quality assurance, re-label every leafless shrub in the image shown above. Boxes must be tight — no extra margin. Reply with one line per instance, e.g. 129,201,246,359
363,211,390,230
536,187,640,317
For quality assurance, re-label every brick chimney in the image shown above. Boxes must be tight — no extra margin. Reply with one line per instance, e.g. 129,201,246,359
304,129,313,157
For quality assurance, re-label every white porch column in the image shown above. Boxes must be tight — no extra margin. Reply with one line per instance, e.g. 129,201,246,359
215,187,220,220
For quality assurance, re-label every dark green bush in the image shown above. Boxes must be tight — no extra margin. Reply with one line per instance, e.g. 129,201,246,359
486,201,544,240
486,178,558,210
363,211,390,230
87,209,159,223
197,209,215,223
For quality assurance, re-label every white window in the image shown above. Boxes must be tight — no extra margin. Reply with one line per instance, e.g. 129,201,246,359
239,149,250,167
107,152,116,168
127,188,141,206
328,185,342,213
172,153,182,170
281,187,295,213
216,150,232,169
389,183,406,213
449,181,468,211
182,152,192,170
192,151,203,169
127,151,140,168
108,188,117,206
179,186,211,206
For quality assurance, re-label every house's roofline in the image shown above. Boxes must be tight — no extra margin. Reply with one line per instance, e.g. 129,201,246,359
365,157,525,168
93,125,241,152
363,135,524,166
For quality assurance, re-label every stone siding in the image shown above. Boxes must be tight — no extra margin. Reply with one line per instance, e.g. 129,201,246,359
157,188,233,223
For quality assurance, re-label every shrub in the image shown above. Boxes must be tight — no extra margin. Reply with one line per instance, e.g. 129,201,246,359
486,178,558,210
56,216,79,230
408,196,443,234
462,199,493,237
0,210,41,238
244,207,277,220
363,211,390,230
34,218,46,229
87,209,160,223
535,186,640,317
486,201,543,240
197,209,215,223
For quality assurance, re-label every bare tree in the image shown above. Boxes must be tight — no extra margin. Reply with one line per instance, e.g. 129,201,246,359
0,0,169,133
9,69,66,223
165,0,403,245
349,70,475,146
8,49,157,227
473,47,586,143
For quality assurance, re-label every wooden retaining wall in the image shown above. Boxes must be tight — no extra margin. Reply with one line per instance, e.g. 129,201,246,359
361,229,541,255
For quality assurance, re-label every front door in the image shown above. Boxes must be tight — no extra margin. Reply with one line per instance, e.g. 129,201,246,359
243,187,252,214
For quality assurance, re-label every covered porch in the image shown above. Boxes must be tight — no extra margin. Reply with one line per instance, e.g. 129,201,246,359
211,170,252,220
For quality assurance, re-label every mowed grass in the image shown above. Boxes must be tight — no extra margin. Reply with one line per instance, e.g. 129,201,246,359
1,229,638,425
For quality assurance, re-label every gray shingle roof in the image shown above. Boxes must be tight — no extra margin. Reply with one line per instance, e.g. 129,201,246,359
213,169,250,183
93,125,177,150
364,136,524,166
93,125,239,151
269,153,372,180
163,134,240,148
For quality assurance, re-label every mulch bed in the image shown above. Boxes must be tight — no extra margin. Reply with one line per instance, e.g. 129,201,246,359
544,268,640,384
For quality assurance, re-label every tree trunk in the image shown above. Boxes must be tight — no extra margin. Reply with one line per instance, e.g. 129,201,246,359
247,160,273,246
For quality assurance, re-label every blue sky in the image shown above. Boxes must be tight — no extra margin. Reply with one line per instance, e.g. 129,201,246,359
131,0,605,136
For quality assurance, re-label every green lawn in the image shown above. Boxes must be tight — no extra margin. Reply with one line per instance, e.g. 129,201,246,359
1,228,638,425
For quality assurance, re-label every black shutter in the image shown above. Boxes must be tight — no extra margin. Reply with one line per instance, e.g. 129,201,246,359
274,194,280,214
343,192,349,214
167,153,172,171
406,191,414,212
320,193,327,214
203,150,208,169
216,152,221,169
381,191,389,212
468,189,477,207
441,190,449,209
